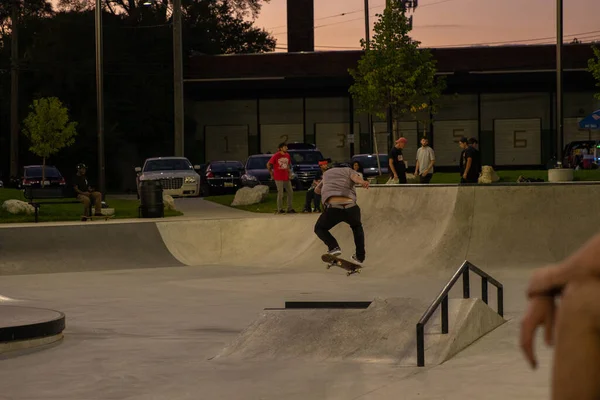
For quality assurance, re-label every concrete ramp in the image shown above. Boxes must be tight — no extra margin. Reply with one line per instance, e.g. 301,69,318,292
0,222,182,275
157,183,600,275
215,297,505,366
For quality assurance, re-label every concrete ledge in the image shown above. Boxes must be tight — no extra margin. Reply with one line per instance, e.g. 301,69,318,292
0,306,65,354
548,168,574,182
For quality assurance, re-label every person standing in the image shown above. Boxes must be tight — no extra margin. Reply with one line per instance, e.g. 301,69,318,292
314,164,370,265
303,159,329,213
415,137,436,184
267,143,296,214
468,137,482,177
458,137,480,184
389,137,408,184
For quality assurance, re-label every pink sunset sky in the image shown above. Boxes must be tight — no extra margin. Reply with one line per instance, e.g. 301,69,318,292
254,0,599,51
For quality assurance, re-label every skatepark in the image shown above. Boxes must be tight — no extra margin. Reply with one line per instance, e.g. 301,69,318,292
1,182,597,399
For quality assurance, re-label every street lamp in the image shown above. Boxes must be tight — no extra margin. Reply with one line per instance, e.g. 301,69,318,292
143,0,185,158
95,0,105,199
556,0,564,159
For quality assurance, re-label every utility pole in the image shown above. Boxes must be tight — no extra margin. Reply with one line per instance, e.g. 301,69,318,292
556,0,564,159
364,0,374,157
10,0,19,180
173,0,184,157
95,0,106,198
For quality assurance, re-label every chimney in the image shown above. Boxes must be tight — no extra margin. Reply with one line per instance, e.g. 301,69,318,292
286,0,314,52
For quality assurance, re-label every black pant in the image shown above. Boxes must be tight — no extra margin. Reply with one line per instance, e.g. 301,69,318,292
419,173,433,184
314,204,365,261
397,170,407,184
460,177,478,184
304,189,321,211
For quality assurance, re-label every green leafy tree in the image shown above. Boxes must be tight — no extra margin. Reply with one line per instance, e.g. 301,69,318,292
22,97,78,185
349,1,446,151
589,45,600,100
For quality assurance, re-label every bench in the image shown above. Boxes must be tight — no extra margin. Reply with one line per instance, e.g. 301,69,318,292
23,186,88,223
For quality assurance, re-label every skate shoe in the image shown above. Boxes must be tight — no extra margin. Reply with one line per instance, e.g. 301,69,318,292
351,254,364,266
328,247,342,256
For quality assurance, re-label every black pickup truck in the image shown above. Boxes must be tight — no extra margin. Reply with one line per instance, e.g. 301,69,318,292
289,148,327,190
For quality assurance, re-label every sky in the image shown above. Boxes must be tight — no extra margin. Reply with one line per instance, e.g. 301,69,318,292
253,0,599,51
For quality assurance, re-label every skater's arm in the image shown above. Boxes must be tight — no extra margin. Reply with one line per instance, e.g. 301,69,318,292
388,158,398,178
314,180,323,195
351,173,369,189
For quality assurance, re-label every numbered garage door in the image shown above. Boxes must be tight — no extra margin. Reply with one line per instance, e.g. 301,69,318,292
494,119,541,165
563,117,600,146
434,120,478,166
315,123,360,162
205,125,249,163
260,124,304,154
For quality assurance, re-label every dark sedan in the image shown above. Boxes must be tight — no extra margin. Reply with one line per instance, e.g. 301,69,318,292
21,165,67,188
200,161,244,196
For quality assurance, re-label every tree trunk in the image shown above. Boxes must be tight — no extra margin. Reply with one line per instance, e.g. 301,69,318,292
373,122,382,176
42,157,46,187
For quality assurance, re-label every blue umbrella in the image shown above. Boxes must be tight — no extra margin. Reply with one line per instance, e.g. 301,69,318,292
579,109,600,130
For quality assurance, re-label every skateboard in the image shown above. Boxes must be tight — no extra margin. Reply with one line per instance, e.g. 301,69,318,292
321,253,363,276
81,215,114,221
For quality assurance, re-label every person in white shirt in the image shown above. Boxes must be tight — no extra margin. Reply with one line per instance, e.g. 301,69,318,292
414,137,436,184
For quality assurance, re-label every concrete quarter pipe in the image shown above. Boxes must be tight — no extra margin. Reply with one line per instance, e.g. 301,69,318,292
0,183,598,276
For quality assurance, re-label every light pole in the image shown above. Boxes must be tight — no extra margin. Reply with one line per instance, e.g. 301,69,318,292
143,0,184,157
95,0,106,199
173,0,184,157
556,0,564,159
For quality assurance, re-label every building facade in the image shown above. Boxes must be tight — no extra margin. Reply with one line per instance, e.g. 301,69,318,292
182,44,599,169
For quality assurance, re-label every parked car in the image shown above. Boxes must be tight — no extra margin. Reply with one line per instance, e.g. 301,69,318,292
289,148,327,190
286,142,318,150
351,154,390,178
135,157,201,197
201,160,245,196
21,165,68,188
242,154,299,189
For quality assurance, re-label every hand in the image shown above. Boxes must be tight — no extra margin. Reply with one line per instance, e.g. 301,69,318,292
526,264,565,298
393,174,399,180
414,170,418,176
421,171,428,177
520,295,557,369
361,180,370,189
462,174,467,179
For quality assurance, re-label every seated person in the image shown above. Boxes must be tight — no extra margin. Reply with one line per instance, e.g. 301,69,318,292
73,163,103,219
303,159,329,213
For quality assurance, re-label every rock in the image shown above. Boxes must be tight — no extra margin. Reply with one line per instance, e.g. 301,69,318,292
2,199,35,215
406,173,419,184
231,185,270,206
478,166,500,184
163,194,176,211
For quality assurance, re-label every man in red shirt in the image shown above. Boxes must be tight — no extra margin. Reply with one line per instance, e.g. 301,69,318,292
267,143,296,214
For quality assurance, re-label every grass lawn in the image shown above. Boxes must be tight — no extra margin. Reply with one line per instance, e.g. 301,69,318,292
0,188,183,224
374,169,600,184
205,169,600,214
206,190,311,213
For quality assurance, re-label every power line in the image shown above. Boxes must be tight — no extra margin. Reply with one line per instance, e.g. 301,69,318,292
274,29,600,51
268,0,457,35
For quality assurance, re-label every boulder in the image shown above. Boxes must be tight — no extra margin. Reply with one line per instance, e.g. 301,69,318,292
2,199,35,215
478,166,500,184
231,185,270,206
163,194,176,211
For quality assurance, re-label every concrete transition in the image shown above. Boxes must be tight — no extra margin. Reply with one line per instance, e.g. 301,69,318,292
215,297,505,366
0,222,182,275
0,305,66,355
156,183,600,275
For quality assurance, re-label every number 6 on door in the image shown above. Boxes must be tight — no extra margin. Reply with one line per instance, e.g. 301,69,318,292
513,130,527,148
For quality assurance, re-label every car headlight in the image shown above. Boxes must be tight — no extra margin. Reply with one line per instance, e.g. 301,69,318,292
185,176,197,184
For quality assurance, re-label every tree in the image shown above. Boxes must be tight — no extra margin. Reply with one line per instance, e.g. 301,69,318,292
348,1,446,148
589,45,600,101
21,97,78,185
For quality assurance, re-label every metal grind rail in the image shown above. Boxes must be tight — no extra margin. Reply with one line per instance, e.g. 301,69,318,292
416,260,504,367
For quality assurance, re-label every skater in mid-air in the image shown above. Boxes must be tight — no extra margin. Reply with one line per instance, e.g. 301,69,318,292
313,163,370,265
